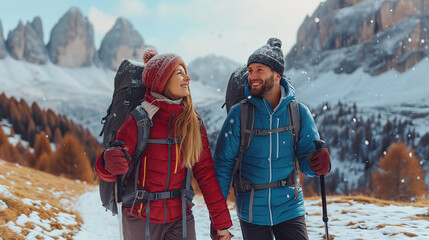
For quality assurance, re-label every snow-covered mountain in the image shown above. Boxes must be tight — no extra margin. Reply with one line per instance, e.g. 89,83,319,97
286,0,429,76
283,0,429,193
284,0,429,138
188,54,242,93
0,54,237,142
1,0,428,194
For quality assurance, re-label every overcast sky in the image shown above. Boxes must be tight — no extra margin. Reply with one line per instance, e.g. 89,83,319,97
1,0,322,63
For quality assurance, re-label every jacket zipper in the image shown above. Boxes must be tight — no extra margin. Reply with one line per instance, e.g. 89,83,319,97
263,100,274,225
277,118,280,159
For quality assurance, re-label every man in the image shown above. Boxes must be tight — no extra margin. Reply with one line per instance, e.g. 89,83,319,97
213,38,331,240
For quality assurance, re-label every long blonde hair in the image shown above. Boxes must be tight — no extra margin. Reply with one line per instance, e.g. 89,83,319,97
163,88,202,168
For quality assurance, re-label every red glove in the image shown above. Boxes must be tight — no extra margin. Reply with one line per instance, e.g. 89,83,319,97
310,148,331,176
103,147,129,176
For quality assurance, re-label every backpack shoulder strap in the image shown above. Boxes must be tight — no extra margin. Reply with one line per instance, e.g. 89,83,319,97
288,100,301,147
287,100,301,200
123,105,152,180
232,99,254,178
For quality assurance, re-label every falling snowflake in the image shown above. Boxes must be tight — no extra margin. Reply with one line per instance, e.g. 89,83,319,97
230,119,235,124
323,105,328,110
352,118,357,123
314,17,320,23
409,152,413,157
364,140,369,145
401,179,405,183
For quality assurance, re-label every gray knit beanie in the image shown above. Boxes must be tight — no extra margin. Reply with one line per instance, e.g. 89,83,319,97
247,38,285,75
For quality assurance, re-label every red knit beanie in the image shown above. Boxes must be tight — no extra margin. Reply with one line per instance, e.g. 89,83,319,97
142,48,187,94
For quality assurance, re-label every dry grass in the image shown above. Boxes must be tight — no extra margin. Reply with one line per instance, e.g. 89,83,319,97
377,223,407,229
0,159,93,239
390,232,419,237
308,195,429,208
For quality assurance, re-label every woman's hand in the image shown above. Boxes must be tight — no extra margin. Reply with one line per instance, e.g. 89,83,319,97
216,229,234,240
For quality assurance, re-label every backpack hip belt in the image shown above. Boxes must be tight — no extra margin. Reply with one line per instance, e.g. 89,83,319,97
234,171,297,194
122,186,195,208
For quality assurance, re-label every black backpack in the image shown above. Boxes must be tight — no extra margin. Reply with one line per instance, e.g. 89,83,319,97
98,59,147,214
224,66,301,223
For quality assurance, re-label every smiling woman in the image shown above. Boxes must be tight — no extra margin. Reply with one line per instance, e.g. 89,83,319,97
94,48,234,239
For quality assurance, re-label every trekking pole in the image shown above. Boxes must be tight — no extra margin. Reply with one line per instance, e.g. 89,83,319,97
116,175,124,240
313,140,329,240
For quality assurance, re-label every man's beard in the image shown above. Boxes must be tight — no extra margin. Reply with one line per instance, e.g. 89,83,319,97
250,73,275,99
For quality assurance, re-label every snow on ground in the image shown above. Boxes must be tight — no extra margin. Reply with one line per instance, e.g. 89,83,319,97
74,187,429,240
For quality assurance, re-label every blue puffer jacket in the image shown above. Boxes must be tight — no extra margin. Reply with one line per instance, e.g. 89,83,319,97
213,77,320,226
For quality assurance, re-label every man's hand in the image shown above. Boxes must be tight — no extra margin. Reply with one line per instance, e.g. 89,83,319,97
310,148,330,175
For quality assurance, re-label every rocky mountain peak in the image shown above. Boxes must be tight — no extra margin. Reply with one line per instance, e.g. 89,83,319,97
0,20,7,59
6,21,25,60
48,7,96,67
24,20,47,64
286,0,429,76
98,17,144,70
31,16,44,43
5,18,46,64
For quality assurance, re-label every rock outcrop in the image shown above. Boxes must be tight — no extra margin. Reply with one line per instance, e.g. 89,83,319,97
286,0,429,76
98,17,144,70
24,20,47,64
5,17,46,64
0,20,7,59
6,21,25,60
48,7,96,67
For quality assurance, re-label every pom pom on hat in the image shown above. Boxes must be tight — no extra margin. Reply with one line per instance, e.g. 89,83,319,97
247,37,285,75
267,38,282,48
143,48,158,64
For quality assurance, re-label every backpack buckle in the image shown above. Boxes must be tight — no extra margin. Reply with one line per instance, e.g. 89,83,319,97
137,119,151,127
279,179,288,187
166,137,175,145
136,190,146,200
151,192,160,201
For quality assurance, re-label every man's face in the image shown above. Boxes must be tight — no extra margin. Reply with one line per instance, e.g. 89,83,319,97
247,63,276,98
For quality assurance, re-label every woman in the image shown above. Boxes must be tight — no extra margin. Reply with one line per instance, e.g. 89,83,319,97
95,49,233,240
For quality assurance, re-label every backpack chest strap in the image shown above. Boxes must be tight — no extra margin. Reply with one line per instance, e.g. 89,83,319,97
147,137,181,145
244,125,295,136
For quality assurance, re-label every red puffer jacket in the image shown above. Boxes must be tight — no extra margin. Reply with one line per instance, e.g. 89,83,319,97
95,93,232,230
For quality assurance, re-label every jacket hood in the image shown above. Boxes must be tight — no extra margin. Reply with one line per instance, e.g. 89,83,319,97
244,77,296,112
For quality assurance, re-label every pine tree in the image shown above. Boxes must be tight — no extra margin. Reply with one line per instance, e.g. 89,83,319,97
34,131,51,156
372,142,428,201
51,134,94,182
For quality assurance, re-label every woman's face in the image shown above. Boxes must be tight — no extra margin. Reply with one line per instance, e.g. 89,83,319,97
164,65,191,99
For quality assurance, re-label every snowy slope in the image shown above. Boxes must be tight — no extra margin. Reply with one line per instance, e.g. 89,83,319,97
73,188,429,240
0,55,232,140
287,57,429,135
0,57,115,138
